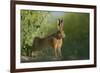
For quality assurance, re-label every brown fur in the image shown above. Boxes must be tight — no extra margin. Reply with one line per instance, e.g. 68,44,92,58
32,19,65,58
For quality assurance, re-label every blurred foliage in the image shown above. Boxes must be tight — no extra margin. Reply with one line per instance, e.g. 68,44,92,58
62,13,89,60
21,10,89,62
21,10,57,56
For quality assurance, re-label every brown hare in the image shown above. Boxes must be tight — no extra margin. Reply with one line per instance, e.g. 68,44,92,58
32,19,65,59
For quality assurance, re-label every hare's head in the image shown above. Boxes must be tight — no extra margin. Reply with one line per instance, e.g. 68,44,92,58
57,18,65,38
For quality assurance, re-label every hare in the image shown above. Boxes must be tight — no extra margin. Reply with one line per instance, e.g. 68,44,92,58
32,19,65,59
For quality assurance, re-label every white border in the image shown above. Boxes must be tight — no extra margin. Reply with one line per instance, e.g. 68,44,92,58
16,4,94,69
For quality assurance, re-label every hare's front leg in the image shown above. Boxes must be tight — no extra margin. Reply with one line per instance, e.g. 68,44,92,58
58,48,62,58
57,39,63,58
54,48,62,59
53,39,62,59
54,48,58,58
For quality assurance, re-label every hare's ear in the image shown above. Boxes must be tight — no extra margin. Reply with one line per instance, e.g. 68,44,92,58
61,18,64,24
58,18,64,25
57,18,60,26
57,18,60,29
59,18,64,31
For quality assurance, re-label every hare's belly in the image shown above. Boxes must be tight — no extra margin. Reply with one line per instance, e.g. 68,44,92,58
53,38,63,49
57,39,63,48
